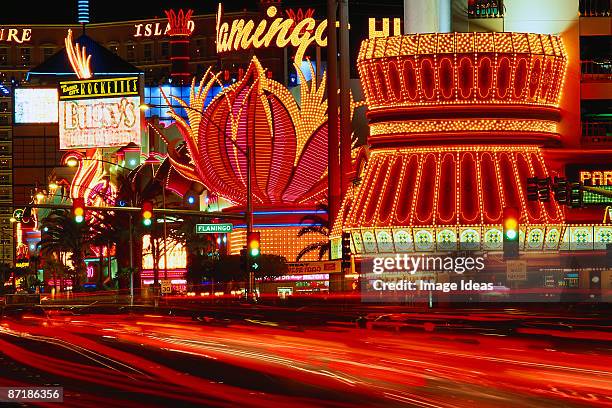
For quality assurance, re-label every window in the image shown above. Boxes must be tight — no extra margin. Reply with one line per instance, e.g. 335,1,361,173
0,159,9,170
0,143,10,155
0,131,10,141
143,43,153,62
42,47,55,61
0,174,10,185
126,44,136,62
0,48,8,66
0,102,8,113
108,43,119,54
193,38,207,59
0,187,11,200
160,42,169,60
19,48,31,66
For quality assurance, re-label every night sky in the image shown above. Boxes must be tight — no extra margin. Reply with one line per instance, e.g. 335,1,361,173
1,0,403,24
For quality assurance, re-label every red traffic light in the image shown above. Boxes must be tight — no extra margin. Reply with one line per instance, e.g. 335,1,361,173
72,197,85,223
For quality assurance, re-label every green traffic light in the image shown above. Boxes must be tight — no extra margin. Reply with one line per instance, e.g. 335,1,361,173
505,229,517,240
143,218,152,227
75,215,84,223
250,248,260,257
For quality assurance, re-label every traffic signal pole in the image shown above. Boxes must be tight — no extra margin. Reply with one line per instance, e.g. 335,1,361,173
129,213,134,306
246,146,254,301
28,203,245,219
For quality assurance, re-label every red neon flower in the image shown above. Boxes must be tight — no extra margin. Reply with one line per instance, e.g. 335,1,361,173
165,58,332,207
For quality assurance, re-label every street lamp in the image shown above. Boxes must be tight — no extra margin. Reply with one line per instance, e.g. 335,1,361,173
141,102,256,300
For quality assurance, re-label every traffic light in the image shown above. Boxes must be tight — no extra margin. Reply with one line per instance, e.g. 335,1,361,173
537,177,550,202
569,182,583,208
247,232,261,271
553,177,568,204
141,200,153,227
72,198,85,223
526,177,539,201
341,232,351,269
503,207,519,259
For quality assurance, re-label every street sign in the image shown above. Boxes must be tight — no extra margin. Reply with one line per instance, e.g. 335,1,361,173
506,260,527,281
195,223,233,234
160,280,172,294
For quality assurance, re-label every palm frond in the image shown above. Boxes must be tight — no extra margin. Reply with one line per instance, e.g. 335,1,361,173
297,225,329,237
296,240,329,261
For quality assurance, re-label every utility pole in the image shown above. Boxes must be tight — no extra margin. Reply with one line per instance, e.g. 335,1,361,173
129,213,134,306
327,0,340,229
339,0,351,196
246,146,254,301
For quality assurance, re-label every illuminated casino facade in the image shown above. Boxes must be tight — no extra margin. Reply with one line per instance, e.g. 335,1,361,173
2,0,611,294
162,57,333,261
331,32,571,254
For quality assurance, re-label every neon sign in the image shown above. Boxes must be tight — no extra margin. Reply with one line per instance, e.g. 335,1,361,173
368,18,402,38
580,171,612,186
134,21,194,38
65,29,92,79
87,264,95,278
0,28,32,43
59,77,139,100
215,4,327,63
59,96,141,149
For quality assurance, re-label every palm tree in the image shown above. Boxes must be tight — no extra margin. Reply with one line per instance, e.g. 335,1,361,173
38,209,93,290
296,203,330,261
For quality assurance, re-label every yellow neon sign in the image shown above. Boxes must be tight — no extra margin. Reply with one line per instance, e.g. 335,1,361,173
368,17,402,38
216,4,327,63
0,28,32,43
59,77,139,100
580,170,612,186
65,29,92,80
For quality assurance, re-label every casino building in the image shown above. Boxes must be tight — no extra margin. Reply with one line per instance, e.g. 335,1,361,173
1,0,611,296
1,4,286,272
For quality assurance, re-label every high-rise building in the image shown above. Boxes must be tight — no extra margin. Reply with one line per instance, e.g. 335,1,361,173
0,84,12,266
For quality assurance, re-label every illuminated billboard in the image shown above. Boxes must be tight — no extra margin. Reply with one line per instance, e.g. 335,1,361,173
59,76,139,100
59,96,141,149
14,88,58,123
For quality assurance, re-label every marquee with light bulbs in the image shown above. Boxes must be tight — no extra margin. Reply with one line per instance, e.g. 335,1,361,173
330,32,612,256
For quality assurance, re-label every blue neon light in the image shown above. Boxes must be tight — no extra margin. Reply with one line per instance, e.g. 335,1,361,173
78,0,90,24
233,223,323,229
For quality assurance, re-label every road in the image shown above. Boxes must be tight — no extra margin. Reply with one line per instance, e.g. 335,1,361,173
0,308,610,407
